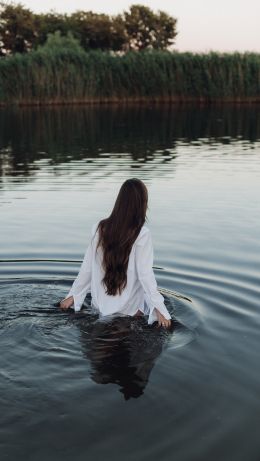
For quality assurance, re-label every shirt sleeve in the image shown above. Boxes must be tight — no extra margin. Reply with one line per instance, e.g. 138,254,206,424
64,222,97,312
135,228,171,325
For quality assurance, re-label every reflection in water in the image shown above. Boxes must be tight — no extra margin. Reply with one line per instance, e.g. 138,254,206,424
54,290,196,400
1,283,194,403
77,314,175,400
1,104,260,180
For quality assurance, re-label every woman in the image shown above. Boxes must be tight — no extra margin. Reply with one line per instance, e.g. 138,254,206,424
59,178,172,328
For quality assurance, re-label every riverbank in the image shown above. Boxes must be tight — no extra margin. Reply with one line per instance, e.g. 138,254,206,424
1,98,260,107
0,49,259,105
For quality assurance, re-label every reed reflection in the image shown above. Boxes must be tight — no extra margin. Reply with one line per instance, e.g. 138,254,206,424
1,104,260,180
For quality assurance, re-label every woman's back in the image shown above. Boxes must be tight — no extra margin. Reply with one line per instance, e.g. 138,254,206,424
60,178,171,327
64,220,171,325
91,220,148,316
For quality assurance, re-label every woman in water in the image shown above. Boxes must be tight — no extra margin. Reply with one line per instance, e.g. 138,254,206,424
59,178,172,328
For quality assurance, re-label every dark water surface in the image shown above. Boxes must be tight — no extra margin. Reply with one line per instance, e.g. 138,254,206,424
0,105,260,461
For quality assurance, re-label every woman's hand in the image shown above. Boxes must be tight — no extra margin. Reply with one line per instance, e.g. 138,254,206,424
155,308,172,328
59,296,74,310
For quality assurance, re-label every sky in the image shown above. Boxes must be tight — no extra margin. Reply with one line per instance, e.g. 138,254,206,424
8,0,260,52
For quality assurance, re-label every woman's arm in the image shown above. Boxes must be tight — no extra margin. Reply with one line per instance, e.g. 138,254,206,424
60,222,97,312
61,242,92,312
135,228,172,326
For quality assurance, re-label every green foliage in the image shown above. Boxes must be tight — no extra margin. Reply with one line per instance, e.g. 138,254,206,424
0,1,37,55
68,11,126,52
0,46,259,104
37,30,83,53
124,4,177,50
0,2,178,55
33,10,72,49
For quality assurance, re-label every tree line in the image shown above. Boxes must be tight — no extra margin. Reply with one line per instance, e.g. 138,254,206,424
0,2,178,56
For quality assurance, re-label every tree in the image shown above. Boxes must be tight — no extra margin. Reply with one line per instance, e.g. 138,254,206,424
0,1,37,55
0,2,178,56
153,10,178,50
68,11,126,52
123,4,177,51
33,11,71,49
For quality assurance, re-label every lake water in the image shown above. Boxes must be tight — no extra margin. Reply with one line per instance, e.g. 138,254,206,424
0,105,260,461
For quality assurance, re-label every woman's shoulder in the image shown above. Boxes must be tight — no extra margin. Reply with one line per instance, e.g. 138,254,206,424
91,220,101,237
140,224,150,234
135,224,151,245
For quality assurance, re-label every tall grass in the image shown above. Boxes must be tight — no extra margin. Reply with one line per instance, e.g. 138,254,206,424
0,47,260,104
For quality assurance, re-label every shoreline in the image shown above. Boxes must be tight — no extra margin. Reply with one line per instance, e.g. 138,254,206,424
1,96,260,107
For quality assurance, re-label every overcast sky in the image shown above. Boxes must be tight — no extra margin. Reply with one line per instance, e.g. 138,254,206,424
12,0,260,52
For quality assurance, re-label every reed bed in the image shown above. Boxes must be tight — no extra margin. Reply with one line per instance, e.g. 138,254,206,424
0,48,260,105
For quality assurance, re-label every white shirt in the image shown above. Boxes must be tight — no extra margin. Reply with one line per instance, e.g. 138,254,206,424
64,221,171,325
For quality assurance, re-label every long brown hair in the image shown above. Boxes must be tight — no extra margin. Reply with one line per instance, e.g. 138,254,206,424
95,178,148,296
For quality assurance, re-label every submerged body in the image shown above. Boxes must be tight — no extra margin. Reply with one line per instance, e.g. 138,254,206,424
63,221,171,325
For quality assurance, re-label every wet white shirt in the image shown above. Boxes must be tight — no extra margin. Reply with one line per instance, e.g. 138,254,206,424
64,221,171,325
